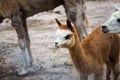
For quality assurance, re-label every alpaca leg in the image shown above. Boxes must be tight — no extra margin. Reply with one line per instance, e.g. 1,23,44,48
11,12,29,75
94,69,103,80
26,41,33,67
22,18,33,67
109,56,120,80
64,0,88,40
106,62,112,80
94,73,103,80
80,74,88,80
18,38,28,75
112,62,120,80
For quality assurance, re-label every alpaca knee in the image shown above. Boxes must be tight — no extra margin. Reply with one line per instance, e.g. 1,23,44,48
11,11,23,27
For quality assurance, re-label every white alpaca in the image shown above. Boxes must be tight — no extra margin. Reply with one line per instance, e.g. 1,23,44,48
55,19,120,80
102,3,120,34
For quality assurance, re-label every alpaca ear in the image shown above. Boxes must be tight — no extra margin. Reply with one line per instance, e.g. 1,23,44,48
55,18,61,26
66,19,74,32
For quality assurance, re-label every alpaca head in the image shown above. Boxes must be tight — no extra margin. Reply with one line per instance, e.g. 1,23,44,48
102,3,120,34
55,19,75,48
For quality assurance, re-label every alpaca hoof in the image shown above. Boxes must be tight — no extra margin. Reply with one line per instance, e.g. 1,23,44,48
18,69,28,76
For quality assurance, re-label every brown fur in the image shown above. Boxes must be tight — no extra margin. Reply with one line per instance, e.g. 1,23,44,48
56,20,120,80
0,0,20,17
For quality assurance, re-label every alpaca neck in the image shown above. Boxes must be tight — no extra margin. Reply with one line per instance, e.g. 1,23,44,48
68,36,91,73
68,37,84,62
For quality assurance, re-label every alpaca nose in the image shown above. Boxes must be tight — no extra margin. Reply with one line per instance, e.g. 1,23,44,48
102,25,107,29
102,25,109,33
55,42,59,48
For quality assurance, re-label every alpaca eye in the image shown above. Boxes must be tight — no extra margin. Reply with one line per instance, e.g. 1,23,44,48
117,18,120,23
65,34,72,40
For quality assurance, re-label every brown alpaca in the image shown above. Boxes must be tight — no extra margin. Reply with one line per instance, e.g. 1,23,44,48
0,0,88,75
55,19,120,80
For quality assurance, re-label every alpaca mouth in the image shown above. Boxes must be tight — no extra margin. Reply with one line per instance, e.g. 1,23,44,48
55,44,60,48
55,43,63,48
102,28,109,33
55,43,68,48
102,29,120,34
101,25,110,33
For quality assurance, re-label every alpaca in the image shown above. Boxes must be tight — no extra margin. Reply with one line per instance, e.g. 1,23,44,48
0,0,88,75
102,3,120,34
55,19,120,80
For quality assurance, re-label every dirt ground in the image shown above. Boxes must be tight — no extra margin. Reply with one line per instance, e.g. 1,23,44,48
0,0,120,80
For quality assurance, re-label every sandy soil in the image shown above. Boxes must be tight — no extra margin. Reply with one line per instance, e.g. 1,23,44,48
0,0,120,80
